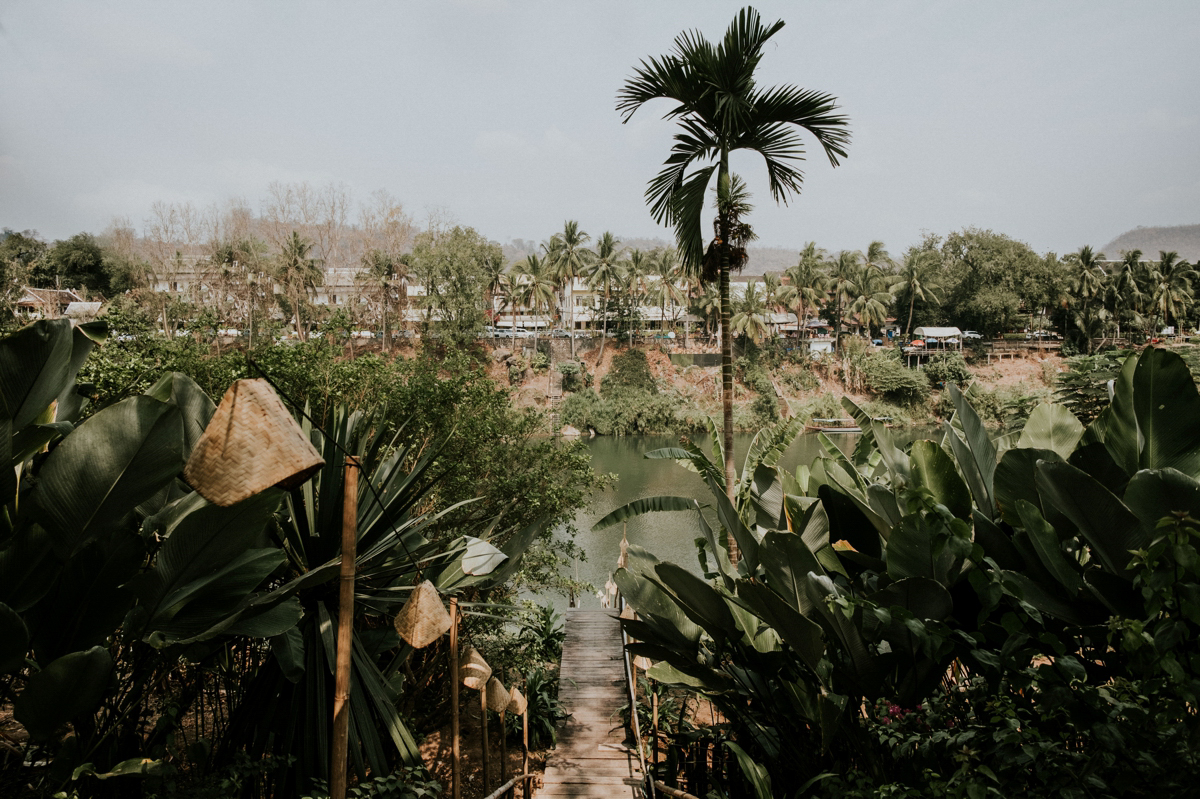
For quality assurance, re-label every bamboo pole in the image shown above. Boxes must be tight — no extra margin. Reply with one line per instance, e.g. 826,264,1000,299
449,597,461,799
522,710,529,799
499,709,508,798
480,688,492,791
331,456,359,799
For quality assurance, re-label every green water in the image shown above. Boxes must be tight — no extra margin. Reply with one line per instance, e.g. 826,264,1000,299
550,428,935,610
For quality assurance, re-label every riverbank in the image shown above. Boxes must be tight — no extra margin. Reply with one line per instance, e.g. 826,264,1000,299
490,338,1064,433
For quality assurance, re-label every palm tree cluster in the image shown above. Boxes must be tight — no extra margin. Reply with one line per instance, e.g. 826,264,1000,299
1064,247,1198,352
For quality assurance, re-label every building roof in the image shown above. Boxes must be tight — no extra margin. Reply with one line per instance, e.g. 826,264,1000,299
913,326,962,338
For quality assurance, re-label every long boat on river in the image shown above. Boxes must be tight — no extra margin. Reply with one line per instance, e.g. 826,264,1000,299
805,416,893,433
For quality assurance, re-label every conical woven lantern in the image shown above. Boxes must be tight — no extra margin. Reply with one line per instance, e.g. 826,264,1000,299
393,581,452,649
507,687,527,715
184,379,324,506
485,677,510,713
461,646,492,690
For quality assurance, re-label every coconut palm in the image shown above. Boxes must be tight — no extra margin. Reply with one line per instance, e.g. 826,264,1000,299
850,264,896,339
692,282,722,340
780,242,828,337
1148,251,1197,336
897,249,942,336
1065,245,1108,353
618,6,850,521
512,254,558,347
357,249,407,352
732,279,770,344
275,231,324,341
1107,249,1144,341
544,221,595,356
827,250,861,350
585,232,626,363
647,247,688,330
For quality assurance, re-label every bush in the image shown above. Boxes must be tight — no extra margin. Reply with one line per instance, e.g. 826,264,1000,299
602,349,657,395
923,351,971,388
779,368,819,393
559,386,678,435
556,361,584,392
861,351,929,405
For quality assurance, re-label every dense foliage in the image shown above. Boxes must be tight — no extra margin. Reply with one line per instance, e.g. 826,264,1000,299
0,319,596,798
604,348,1200,798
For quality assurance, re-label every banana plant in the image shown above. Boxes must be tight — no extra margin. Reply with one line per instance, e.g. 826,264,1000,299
611,348,1200,791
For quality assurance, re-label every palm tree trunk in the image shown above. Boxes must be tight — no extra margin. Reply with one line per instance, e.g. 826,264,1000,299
717,157,738,564
599,281,609,365
906,292,916,337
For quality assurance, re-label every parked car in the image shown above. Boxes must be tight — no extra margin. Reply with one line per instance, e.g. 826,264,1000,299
550,328,570,339
1025,330,1061,340
963,330,983,340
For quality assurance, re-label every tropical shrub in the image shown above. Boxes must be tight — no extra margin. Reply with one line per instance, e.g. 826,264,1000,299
0,320,552,797
600,348,1200,797
922,351,971,388
861,351,929,405
602,348,658,395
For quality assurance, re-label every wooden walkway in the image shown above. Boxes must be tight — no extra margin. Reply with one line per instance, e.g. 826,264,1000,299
539,608,644,798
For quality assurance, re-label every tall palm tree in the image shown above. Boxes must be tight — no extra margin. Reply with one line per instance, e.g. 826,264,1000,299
780,242,828,337
481,251,509,343
618,7,850,524
356,249,407,352
850,263,896,339
622,249,651,344
275,231,324,341
585,232,626,363
731,279,770,343
1148,251,1197,336
691,282,722,340
827,250,861,349
512,254,558,348
544,221,595,356
897,249,941,336
1108,249,1144,341
1066,245,1107,353
648,247,688,330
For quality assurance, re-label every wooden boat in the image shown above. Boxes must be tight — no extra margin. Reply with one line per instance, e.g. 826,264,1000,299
805,416,894,433
806,417,861,433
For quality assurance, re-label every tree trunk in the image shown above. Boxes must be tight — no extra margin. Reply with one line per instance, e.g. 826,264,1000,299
599,282,609,365
717,157,738,564
906,292,916,337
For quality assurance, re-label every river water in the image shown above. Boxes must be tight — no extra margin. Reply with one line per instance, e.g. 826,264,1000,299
550,428,935,610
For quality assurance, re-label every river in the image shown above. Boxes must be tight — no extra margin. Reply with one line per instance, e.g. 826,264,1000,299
546,428,936,610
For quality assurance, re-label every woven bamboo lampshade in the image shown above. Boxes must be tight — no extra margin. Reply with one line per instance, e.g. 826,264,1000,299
507,687,527,716
184,379,324,506
393,581,452,649
485,677,510,713
461,646,492,690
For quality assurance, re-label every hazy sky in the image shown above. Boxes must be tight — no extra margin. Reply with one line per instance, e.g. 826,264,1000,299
2,1,1197,257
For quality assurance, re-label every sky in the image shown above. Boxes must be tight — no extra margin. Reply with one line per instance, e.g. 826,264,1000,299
1,1,1198,257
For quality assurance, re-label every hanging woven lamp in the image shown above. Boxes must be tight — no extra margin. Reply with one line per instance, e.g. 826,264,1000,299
184,379,324,506
393,581,452,649
507,687,527,716
485,677,510,713
461,646,492,690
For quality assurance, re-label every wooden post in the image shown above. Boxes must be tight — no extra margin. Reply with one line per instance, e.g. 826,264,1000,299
480,688,492,792
449,598,461,799
651,689,659,772
331,456,359,799
522,711,529,799
499,709,508,798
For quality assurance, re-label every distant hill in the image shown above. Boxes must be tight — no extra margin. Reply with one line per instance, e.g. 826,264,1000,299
501,237,802,275
1101,224,1200,261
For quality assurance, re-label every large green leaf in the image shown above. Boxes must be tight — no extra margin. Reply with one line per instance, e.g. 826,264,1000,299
0,601,29,674
654,562,738,646
1016,403,1084,460
994,447,1062,526
760,531,824,614
591,495,701,531
1014,500,1082,594
910,439,972,520
134,490,282,639
1131,348,1200,477
0,319,92,430
34,396,184,557
1035,460,1145,577
725,741,774,799
737,581,824,670
944,383,996,518
1082,352,1138,475
1122,468,1200,539
885,511,966,586
144,372,216,457
14,646,114,741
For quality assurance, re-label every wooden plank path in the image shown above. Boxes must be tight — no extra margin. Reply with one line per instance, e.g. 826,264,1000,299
539,608,644,798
